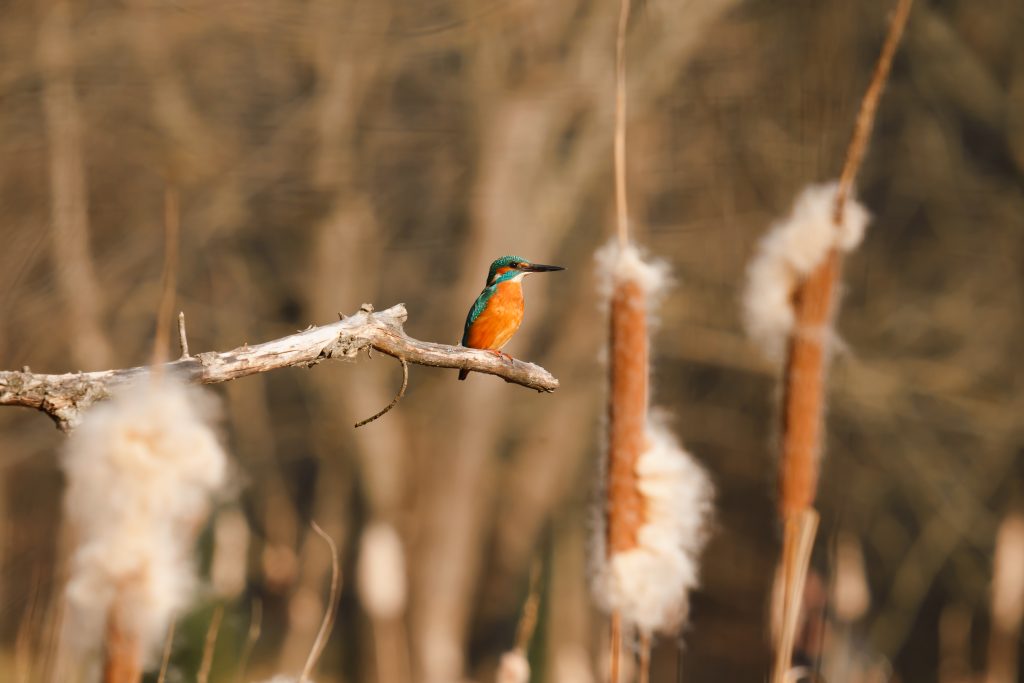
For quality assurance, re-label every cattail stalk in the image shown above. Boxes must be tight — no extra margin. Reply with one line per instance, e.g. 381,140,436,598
614,0,632,248
595,244,712,672
597,1,712,679
609,0,636,676
768,1,913,680
779,0,913,517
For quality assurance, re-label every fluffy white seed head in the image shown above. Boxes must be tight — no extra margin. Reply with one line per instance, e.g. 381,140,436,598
742,182,870,361
357,522,407,620
495,649,530,683
62,377,229,664
595,240,671,304
592,417,714,635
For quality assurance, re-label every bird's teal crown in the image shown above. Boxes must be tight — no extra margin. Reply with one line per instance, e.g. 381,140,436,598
486,255,528,285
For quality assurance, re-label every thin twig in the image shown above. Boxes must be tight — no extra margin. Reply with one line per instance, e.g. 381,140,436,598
614,0,632,248
178,311,190,358
771,510,819,683
196,605,224,683
0,303,560,431
234,598,263,683
514,558,543,652
156,621,175,683
354,356,409,428
301,521,342,683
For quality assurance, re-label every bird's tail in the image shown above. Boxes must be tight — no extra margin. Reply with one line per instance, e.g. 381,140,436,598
458,368,469,381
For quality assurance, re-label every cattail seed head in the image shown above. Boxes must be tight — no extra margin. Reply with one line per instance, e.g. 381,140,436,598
62,376,229,666
743,182,870,362
592,241,714,636
592,419,713,635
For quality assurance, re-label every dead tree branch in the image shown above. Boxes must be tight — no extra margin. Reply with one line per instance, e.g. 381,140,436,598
0,303,559,431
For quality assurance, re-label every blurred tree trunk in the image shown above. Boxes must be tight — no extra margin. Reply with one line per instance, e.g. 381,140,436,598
38,0,112,370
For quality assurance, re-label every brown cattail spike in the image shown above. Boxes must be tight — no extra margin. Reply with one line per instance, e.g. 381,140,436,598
779,250,841,515
607,275,649,555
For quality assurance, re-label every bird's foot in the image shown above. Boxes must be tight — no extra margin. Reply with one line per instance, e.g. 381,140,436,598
489,349,514,364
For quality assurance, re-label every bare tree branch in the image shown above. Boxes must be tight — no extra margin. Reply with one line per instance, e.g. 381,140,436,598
0,303,559,431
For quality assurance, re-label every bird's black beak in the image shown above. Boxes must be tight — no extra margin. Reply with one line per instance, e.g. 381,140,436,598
520,263,565,273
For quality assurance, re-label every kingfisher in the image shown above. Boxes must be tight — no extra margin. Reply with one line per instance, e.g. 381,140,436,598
459,255,565,380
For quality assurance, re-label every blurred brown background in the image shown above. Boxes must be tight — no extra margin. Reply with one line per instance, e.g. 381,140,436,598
2,0,1023,681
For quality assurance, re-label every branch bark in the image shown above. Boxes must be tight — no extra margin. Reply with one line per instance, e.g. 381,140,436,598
0,304,559,431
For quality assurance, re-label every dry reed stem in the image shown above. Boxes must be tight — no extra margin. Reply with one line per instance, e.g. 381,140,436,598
614,0,632,247
197,605,224,683
773,1,912,675
771,510,819,683
300,522,342,683
833,0,915,221
515,559,543,653
609,611,622,683
152,186,180,368
156,621,175,683
607,277,649,554
103,610,141,683
638,632,651,683
235,598,263,683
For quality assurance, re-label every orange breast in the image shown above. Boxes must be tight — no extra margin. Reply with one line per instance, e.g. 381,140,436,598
465,281,525,350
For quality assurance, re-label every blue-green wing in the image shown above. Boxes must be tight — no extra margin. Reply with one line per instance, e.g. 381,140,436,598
461,285,497,345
